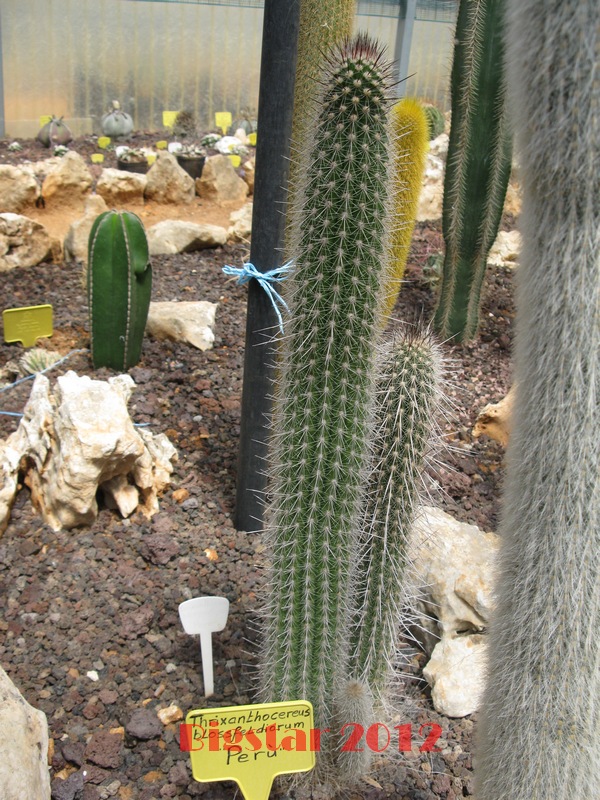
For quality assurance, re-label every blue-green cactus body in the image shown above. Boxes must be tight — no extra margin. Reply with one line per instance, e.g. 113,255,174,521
88,210,152,370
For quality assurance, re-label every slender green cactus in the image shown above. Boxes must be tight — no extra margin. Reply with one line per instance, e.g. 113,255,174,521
349,330,442,699
260,34,394,780
423,103,445,140
475,1,600,798
433,0,512,342
382,98,430,322
88,210,152,370
285,0,354,252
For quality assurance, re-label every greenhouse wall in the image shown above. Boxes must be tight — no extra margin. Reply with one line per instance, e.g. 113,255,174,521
1,0,455,138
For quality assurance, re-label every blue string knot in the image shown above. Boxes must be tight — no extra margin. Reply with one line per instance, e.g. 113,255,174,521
222,261,293,334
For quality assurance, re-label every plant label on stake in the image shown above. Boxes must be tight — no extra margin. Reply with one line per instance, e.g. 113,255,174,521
215,111,232,135
3,305,53,347
181,700,315,800
178,597,229,697
97,136,111,149
162,111,178,128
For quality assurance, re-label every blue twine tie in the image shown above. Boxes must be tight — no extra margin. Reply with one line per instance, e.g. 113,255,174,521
222,261,293,334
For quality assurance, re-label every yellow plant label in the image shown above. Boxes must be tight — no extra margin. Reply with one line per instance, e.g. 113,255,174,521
155,140,168,150
215,111,232,134
182,700,315,800
3,305,53,348
90,153,104,164
163,111,178,128
228,154,241,168
39,115,52,127
146,154,157,165
248,132,257,146
97,136,111,149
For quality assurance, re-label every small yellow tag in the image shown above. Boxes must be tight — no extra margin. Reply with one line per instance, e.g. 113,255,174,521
39,115,52,127
155,140,168,150
146,154,157,166
97,136,111,149
183,701,315,800
163,111,178,128
228,154,241,168
3,305,53,348
248,132,257,146
90,153,104,164
215,111,232,135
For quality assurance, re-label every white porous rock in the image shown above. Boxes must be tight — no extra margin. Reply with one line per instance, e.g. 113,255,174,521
0,213,54,271
41,151,93,203
488,229,521,268
416,150,445,221
408,506,500,717
196,155,249,204
473,386,515,447
0,665,50,800
215,135,244,154
227,202,253,242
429,132,449,159
144,151,195,204
242,158,255,194
0,165,40,212
146,301,217,351
64,194,109,265
147,219,227,255
96,167,147,206
0,372,177,533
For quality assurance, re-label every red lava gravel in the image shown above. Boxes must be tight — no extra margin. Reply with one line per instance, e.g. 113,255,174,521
0,208,515,799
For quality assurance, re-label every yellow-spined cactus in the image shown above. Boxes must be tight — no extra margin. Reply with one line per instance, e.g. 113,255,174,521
382,97,429,323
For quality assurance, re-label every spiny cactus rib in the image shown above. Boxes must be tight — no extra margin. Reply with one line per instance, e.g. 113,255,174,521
433,0,512,342
382,98,430,322
475,1,600,798
349,330,442,697
260,35,394,769
88,210,152,370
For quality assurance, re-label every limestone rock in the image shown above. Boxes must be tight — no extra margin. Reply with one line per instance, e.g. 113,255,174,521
473,386,515,447
242,158,255,195
227,202,253,242
504,178,522,217
488,229,521,269
146,301,217,352
96,167,146,206
416,151,445,221
0,213,54,271
408,506,500,717
0,165,40,213
41,151,93,203
144,151,195,205
63,194,109,265
196,155,249,204
147,220,227,255
0,665,51,800
0,372,177,533
429,132,449,160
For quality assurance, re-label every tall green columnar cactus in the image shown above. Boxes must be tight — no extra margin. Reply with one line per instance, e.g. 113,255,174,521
475,1,600,798
260,35,393,774
88,210,152,370
433,0,512,342
349,330,442,699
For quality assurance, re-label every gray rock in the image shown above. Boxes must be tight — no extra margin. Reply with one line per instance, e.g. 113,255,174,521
0,165,40,212
84,731,123,770
125,708,163,740
0,664,51,800
147,219,227,255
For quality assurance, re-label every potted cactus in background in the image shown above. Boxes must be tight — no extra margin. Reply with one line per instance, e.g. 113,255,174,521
116,147,149,174
87,210,152,370
101,100,134,138
175,144,207,179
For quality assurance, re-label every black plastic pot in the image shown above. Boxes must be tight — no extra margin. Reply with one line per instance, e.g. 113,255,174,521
176,155,206,180
117,158,148,174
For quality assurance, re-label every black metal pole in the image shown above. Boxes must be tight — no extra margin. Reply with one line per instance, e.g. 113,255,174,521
233,0,301,531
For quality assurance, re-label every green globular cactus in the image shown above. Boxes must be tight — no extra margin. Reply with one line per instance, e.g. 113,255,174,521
260,35,393,780
423,103,445,140
433,0,512,342
88,210,152,370
382,98,430,322
475,1,600,798
349,330,442,700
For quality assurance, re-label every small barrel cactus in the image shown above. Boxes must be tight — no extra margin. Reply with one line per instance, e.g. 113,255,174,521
423,103,445,139
87,210,152,370
37,116,73,148
101,101,134,138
